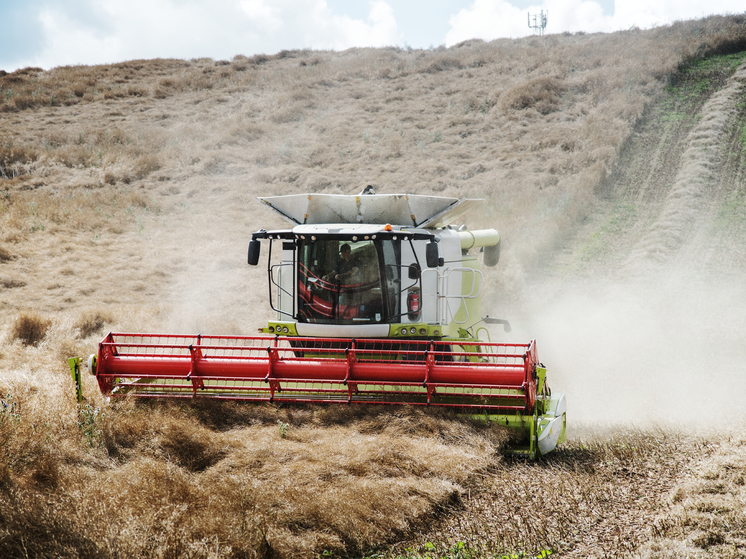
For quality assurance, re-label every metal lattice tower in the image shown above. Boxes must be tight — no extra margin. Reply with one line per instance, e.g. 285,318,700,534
528,10,548,36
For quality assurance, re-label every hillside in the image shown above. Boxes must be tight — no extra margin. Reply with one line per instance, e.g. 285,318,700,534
1,15,746,558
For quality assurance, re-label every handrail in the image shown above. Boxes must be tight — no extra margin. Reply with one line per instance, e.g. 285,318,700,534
438,267,483,325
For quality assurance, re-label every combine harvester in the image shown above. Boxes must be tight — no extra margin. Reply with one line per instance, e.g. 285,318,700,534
84,191,566,457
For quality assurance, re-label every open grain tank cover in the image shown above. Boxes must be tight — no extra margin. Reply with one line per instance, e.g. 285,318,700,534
258,193,482,228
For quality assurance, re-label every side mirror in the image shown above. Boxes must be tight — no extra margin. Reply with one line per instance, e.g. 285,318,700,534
425,240,439,268
408,263,421,280
483,241,500,267
248,239,261,266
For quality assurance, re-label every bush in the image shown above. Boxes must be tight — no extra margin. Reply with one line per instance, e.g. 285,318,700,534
422,56,463,74
75,310,113,338
132,154,161,179
12,312,51,346
499,77,566,114
0,145,39,178
0,246,14,262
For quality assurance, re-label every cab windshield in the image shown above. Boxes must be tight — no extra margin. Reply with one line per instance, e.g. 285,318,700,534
297,238,401,324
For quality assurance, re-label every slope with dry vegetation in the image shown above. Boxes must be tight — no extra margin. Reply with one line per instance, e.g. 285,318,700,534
2,15,746,559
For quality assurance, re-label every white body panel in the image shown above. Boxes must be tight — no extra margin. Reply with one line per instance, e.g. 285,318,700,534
537,393,567,455
537,415,564,455
296,323,391,338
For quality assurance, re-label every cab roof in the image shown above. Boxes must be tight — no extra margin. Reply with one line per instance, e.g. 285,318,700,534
258,193,482,228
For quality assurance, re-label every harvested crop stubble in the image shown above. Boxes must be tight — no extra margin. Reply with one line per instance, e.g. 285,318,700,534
638,435,746,558
388,429,716,558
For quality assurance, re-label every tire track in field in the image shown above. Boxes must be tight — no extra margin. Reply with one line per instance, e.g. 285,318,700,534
623,59,746,275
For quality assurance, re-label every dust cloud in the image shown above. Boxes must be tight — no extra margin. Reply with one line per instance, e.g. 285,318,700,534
503,269,746,431
155,186,280,335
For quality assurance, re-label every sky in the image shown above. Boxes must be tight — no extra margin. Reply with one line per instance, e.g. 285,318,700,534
1,0,744,72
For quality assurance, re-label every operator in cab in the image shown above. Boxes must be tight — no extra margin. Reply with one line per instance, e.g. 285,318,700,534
323,243,361,284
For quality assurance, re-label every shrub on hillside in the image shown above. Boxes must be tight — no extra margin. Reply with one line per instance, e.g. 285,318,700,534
0,146,39,178
499,77,566,114
422,56,463,74
75,310,113,338
12,312,51,346
0,246,14,261
132,154,162,179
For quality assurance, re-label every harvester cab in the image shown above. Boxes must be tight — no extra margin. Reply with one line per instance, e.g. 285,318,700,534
84,192,566,458
247,193,501,341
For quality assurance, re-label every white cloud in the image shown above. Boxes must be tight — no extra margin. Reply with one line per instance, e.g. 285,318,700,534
298,0,400,50
23,0,401,70
446,0,525,46
239,0,284,32
445,0,746,46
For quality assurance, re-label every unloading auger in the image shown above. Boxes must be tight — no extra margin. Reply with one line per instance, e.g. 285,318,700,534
82,191,566,458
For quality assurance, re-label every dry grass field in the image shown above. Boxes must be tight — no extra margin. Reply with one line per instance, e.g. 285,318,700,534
2,14,746,558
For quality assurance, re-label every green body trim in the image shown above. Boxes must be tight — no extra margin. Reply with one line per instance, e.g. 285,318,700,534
68,357,83,403
261,321,299,335
387,323,445,338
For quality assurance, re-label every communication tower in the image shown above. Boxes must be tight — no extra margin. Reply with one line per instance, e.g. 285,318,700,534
528,10,548,35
